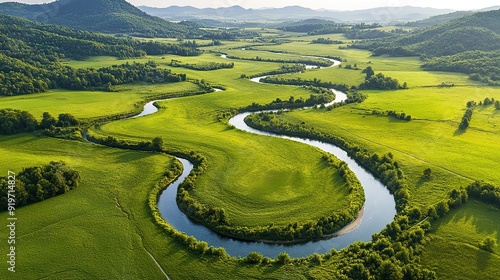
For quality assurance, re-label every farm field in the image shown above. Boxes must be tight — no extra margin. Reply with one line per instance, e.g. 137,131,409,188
1,22,499,280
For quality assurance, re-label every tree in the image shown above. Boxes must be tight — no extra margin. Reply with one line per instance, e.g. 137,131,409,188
459,118,470,130
40,112,56,129
423,168,432,178
362,66,375,78
245,252,263,264
57,113,79,127
378,260,403,280
151,137,164,151
435,201,449,217
276,252,291,264
495,100,500,110
347,263,370,280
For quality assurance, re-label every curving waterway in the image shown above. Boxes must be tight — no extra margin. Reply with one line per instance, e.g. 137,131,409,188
100,56,396,258
157,57,395,258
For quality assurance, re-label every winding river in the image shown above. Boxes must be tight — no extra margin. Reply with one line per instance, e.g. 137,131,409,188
111,56,395,258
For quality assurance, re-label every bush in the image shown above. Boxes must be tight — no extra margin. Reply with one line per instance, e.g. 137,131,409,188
479,237,497,252
276,252,291,264
245,252,263,264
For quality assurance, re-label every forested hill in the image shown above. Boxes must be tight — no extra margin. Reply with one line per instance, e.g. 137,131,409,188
0,15,198,96
403,11,473,28
355,9,500,57
0,0,201,37
353,9,500,84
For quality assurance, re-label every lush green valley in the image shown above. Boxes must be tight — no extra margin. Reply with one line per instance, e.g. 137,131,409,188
0,4,498,280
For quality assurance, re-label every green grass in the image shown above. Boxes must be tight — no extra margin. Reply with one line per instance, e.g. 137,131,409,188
420,200,500,279
0,82,201,120
0,134,174,278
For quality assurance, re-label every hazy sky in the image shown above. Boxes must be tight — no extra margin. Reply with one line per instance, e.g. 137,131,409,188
1,0,498,11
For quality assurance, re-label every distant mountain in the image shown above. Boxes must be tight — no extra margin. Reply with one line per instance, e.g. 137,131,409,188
479,6,500,11
0,0,201,37
138,5,454,24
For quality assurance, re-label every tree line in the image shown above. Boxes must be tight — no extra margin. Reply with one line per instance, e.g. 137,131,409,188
423,50,500,85
258,66,405,91
0,60,186,96
344,28,408,40
0,161,80,209
311,38,343,44
371,109,412,121
245,64,306,79
242,90,335,112
459,107,474,130
169,60,234,71
459,97,498,130
225,55,333,68
259,76,350,92
0,109,79,135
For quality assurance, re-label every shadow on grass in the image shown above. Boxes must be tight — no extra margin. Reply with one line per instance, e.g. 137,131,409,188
453,128,466,136
476,247,493,271
113,149,158,163
416,175,431,188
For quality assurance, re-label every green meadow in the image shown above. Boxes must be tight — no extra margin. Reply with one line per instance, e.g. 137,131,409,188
0,32,498,279
0,135,310,279
0,82,201,120
421,200,500,279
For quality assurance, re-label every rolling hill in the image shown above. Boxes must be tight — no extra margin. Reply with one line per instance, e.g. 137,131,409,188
0,0,201,37
357,9,500,56
403,11,474,28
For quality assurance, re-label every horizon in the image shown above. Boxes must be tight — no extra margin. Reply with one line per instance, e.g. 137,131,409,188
0,0,498,11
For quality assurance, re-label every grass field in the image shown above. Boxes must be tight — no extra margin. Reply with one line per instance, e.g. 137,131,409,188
0,82,201,120
1,33,499,279
420,199,500,279
0,134,175,279
0,134,317,279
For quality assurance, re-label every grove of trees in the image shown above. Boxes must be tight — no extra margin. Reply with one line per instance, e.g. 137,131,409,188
0,109,79,135
359,66,407,90
0,161,80,209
